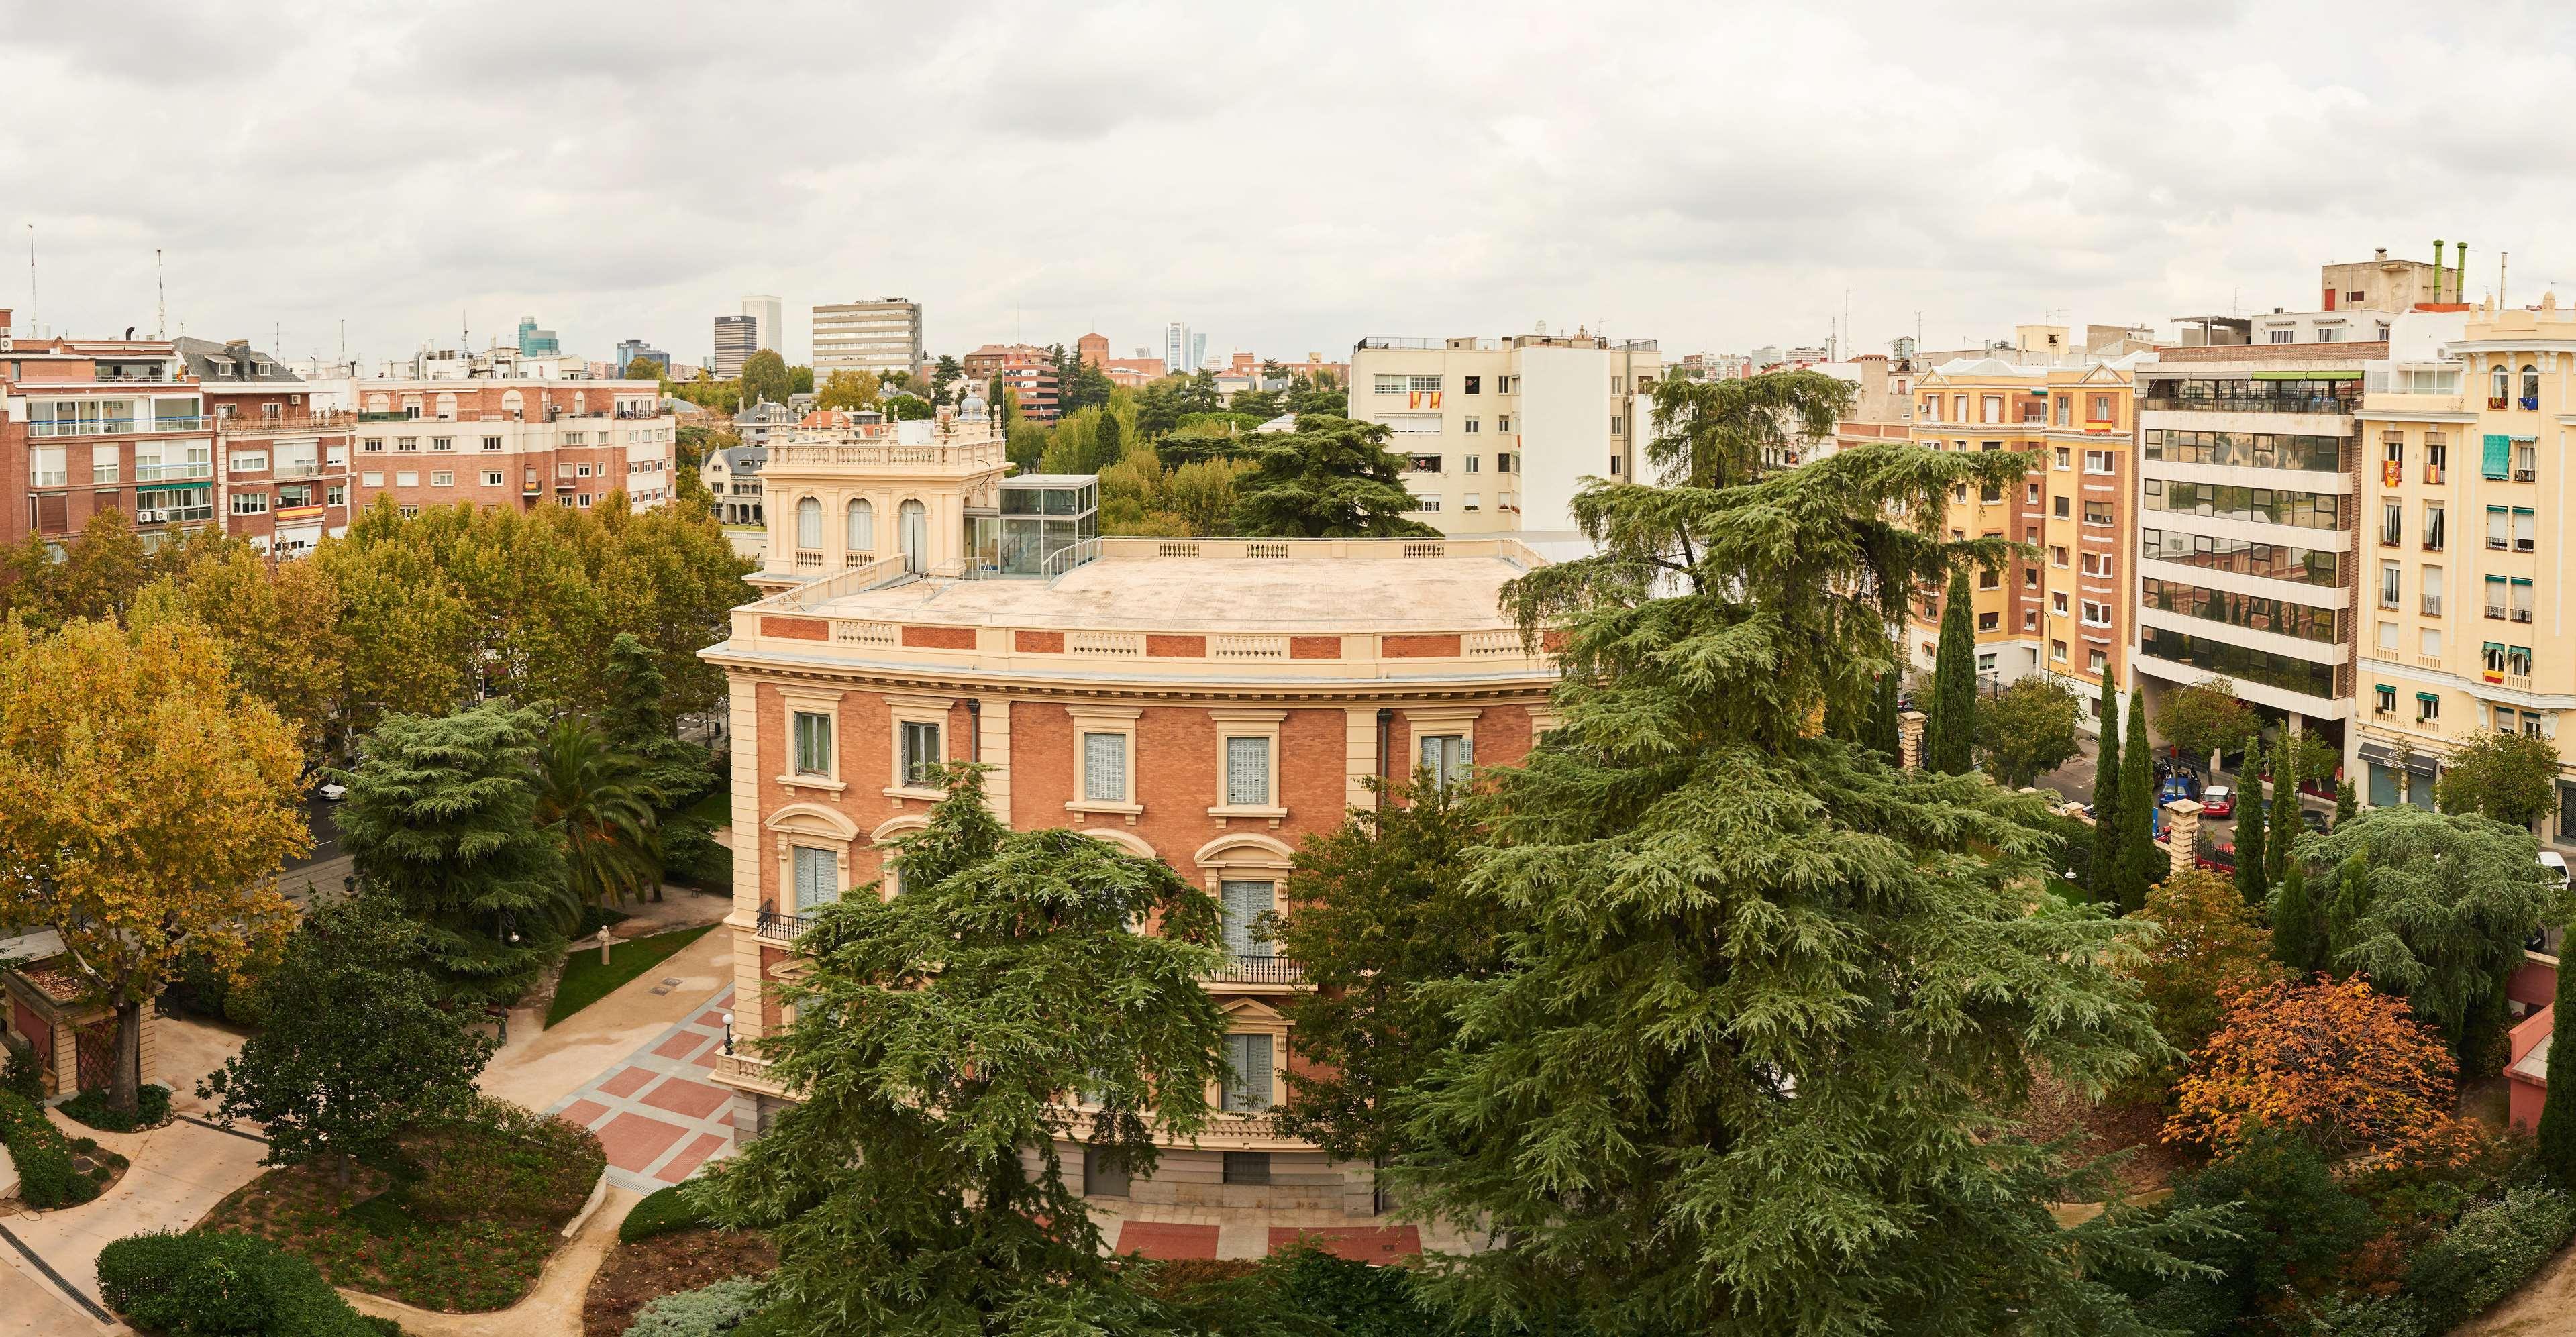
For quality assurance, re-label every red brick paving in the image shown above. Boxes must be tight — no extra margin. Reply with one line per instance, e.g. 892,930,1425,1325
596,1112,691,1172
1268,1226,1421,1262
694,1010,728,1026
558,1098,611,1128
597,1066,656,1100
638,1076,731,1120
654,1132,729,1184
1117,1222,1220,1260
652,1030,711,1062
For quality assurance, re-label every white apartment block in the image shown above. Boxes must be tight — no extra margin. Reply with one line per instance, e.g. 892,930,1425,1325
1347,333,1661,537
813,299,925,379
743,295,784,357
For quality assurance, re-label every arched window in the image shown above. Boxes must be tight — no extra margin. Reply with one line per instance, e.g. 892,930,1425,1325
434,392,458,420
2493,365,2512,403
2522,364,2541,405
796,496,822,549
364,392,390,413
501,389,525,418
574,392,588,417
898,499,928,572
847,498,873,557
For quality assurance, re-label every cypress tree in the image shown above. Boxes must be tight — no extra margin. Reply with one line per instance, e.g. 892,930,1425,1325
1926,567,1977,773
2234,735,2269,908
2540,947,2576,1187
2267,741,2302,885
2269,850,2321,975
2324,848,2371,971
2092,684,2124,902
2122,684,2157,910
1866,670,1903,767
2334,777,2357,829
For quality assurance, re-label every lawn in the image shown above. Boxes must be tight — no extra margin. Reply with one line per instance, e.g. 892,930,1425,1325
200,1162,557,1313
548,924,717,1028
686,788,731,827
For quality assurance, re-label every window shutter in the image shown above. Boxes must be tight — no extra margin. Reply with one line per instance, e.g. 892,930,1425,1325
1225,1034,1274,1111
1225,737,1268,806
794,848,837,911
2483,433,2512,479
1083,732,1126,802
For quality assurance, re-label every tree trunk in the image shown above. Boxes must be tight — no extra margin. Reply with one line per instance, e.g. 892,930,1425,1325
112,997,142,1114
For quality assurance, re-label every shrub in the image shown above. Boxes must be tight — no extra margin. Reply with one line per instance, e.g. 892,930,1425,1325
1268,1246,1441,1337
59,1083,172,1132
621,1183,711,1244
98,1230,386,1337
403,1099,605,1227
664,818,732,892
2404,1185,2576,1330
1,1036,40,1102
625,1277,766,1337
0,1087,89,1207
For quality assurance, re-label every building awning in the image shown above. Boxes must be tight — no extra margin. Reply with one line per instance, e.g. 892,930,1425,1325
2358,742,2398,766
2251,370,2364,380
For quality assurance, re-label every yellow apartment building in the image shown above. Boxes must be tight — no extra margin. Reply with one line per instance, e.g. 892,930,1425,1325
2353,298,2576,842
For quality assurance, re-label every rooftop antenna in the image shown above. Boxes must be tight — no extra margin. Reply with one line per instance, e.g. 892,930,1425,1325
155,248,165,339
25,223,35,337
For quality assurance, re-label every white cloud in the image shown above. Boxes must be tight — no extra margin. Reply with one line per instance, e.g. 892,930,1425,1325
3,0,2571,368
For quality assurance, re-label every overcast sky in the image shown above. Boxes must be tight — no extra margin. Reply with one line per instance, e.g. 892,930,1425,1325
7,1,2573,371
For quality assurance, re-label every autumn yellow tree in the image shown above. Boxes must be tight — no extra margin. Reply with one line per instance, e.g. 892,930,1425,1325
2122,869,2289,1091
2165,977,2476,1163
0,617,309,1112
135,545,350,763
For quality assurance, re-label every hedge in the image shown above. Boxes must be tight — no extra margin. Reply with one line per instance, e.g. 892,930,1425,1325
2404,1185,2576,1330
0,1087,95,1208
621,1183,713,1244
626,1278,765,1337
97,1230,397,1336
59,1083,172,1132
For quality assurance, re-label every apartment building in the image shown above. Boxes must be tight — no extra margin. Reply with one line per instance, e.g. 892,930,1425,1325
1,313,219,551
703,443,767,528
812,299,924,380
1819,354,1920,464
713,316,758,379
965,345,1061,425
704,405,1555,1220
2126,338,2374,749
1345,331,1661,537
338,376,676,516
181,337,358,557
2349,299,2576,833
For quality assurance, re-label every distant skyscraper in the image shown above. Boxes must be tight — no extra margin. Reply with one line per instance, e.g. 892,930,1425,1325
1164,321,1192,374
615,339,670,376
1190,332,1207,372
516,315,560,357
712,316,758,379
813,299,925,379
742,295,783,357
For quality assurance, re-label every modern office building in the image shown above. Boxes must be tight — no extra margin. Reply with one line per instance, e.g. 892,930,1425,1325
1345,330,1661,537
2126,335,2377,752
813,299,925,380
703,402,1555,1229
616,339,671,377
743,295,784,359
516,317,560,358
713,316,759,379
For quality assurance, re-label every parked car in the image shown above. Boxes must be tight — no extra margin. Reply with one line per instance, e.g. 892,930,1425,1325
318,782,349,802
2159,772,2202,803
2196,840,2237,875
2201,786,2235,818
2300,808,2328,835
2541,850,2569,890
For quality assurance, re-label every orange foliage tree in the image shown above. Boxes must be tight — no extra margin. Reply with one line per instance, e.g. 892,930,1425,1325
2165,977,2474,1161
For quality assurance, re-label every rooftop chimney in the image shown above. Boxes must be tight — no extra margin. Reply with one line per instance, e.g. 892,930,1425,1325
2375,247,2388,260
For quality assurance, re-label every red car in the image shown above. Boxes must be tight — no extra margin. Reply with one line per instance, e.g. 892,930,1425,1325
2200,785,2236,818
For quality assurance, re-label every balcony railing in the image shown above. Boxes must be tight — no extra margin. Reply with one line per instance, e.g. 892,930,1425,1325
29,417,205,438
216,411,356,435
2488,603,2508,621
134,464,214,482
755,906,815,943
2422,597,2443,617
1206,954,1305,985
274,462,330,479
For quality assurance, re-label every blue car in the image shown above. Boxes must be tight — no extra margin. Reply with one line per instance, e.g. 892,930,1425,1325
2158,773,2201,803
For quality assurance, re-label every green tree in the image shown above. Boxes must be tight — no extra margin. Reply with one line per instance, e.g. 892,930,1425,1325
2436,729,2561,829
2094,680,2126,902
1274,773,1502,1165
623,356,663,381
2304,804,2558,1071
2265,738,2302,885
1229,386,1284,421
2543,940,2576,1187
2270,849,2324,976
533,715,659,910
1925,568,1977,774
1642,366,1855,489
1866,670,1902,766
197,892,495,1187
2120,682,2157,912
2334,777,2357,828
2153,677,2255,774
788,364,815,396
1975,673,2081,788
1229,416,1437,539
1176,368,1223,413
1394,437,2202,1334
598,632,713,811
1286,370,1348,418
815,369,880,411
2125,870,2289,1071
338,700,573,1005
2109,1128,2384,1331
740,350,793,409
2234,735,2269,908
1060,362,1115,415
885,393,933,421
931,354,962,403
689,769,1230,1335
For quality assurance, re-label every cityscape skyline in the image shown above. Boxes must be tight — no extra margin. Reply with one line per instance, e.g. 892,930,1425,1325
13,3,2576,371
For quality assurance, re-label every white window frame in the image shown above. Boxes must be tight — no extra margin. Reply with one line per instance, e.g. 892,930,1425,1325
1066,704,1143,819
886,693,955,801
1207,709,1287,820
776,686,845,794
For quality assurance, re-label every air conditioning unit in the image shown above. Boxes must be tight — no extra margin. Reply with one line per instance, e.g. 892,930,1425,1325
140,509,163,523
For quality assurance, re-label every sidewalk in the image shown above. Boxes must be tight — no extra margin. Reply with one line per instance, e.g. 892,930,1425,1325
0,1111,271,1320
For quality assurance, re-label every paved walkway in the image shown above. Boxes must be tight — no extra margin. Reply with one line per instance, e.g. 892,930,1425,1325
0,1112,270,1324
340,1187,639,1337
478,918,731,1116
544,987,739,1193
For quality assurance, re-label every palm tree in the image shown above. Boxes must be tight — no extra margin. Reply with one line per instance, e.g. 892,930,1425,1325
533,715,660,910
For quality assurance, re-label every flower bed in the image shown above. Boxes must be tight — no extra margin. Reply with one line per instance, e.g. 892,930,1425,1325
0,1089,126,1208
58,1083,173,1133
